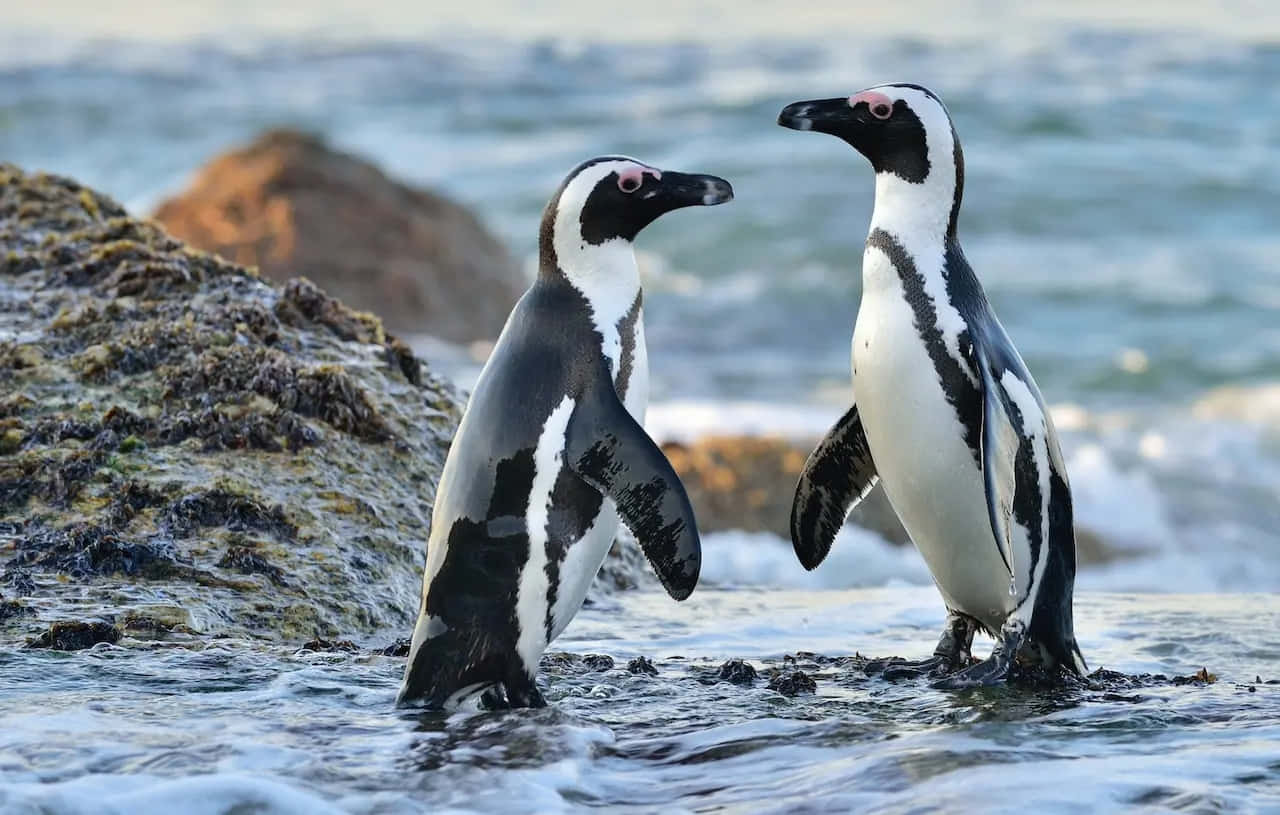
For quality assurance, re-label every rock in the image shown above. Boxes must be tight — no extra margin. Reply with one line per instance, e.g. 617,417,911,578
661,435,908,544
717,658,758,684
627,656,658,675
0,599,29,622
152,129,524,344
26,621,120,651
767,670,817,696
0,162,465,644
301,638,359,653
581,654,615,672
380,638,411,657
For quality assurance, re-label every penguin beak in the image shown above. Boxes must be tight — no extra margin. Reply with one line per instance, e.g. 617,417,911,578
777,98,861,138
649,171,734,211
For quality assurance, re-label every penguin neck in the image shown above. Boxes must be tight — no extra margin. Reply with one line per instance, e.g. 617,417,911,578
869,173,958,249
866,129,964,257
540,230,643,394
542,236,641,328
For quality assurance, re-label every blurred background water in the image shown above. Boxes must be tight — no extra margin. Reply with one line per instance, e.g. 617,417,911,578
4,2,1280,590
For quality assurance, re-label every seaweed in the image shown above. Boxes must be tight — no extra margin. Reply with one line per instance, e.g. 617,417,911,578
717,659,759,684
161,489,296,540
0,162,467,641
301,638,359,653
627,656,659,676
26,620,121,650
217,545,289,586
767,670,818,696
11,521,179,580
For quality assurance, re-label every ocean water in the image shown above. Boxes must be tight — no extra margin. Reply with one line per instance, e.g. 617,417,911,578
2,2,1279,811
2,589,1278,814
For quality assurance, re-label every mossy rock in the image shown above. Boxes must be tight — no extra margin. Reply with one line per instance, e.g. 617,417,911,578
0,163,465,644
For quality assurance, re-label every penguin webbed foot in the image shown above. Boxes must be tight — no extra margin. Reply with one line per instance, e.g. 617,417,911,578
865,654,952,680
931,618,1025,690
478,686,510,711
868,611,978,680
503,671,548,709
930,650,1012,689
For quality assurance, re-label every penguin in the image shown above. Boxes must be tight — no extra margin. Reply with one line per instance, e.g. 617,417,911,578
778,84,1087,687
397,156,733,708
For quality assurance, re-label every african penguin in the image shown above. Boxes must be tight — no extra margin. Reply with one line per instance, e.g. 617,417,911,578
397,156,733,708
779,84,1087,686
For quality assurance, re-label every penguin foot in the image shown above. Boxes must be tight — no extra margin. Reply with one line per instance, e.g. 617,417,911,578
868,610,981,680
931,618,1025,690
503,672,548,709
478,686,510,710
864,655,951,680
930,652,1012,689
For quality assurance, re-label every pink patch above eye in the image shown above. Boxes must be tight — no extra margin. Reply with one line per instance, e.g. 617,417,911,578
849,90,894,119
617,165,661,191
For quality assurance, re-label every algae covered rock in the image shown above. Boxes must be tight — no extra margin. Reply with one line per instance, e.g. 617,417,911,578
153,129,525,344
0,162,464,643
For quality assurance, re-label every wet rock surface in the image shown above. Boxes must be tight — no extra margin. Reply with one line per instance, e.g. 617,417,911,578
0,163,465,643
153,129,524,343
716,658,759,684
26,620,120,651
535,649,1232,701
626,656,658,675
767,669,817,696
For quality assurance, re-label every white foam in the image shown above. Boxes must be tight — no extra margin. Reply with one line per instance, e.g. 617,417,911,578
1193,382,1280,427
1067,442,1175,551
0,773,346,815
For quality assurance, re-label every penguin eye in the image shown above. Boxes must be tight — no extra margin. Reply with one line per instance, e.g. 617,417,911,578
870,102,893,120
617,174,642,194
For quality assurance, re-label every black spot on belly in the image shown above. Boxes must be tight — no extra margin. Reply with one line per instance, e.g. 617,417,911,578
422,448,538,666
866,228,981,463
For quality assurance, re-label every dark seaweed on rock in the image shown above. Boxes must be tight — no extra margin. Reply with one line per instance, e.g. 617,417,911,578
0,162,468,643
25,620,121,651
11,520,180,580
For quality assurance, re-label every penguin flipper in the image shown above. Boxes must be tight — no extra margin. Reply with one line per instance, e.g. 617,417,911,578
565,384,701,601
977,351,1020,578
789,404,878,570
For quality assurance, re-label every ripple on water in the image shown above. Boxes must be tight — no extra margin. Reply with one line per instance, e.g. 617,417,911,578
1,589,1278,813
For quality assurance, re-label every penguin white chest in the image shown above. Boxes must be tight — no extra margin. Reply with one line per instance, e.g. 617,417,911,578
852,250,1013,629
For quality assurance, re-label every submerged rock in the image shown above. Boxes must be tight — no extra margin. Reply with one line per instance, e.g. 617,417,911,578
717,658,758,684
767,669,817,696
0,162,465,643
627,656,658,676
152,129,524,343
26,620,120,651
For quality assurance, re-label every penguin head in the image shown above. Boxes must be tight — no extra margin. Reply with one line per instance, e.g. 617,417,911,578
541,157,733,253
777,84,958,186
778,84,964,236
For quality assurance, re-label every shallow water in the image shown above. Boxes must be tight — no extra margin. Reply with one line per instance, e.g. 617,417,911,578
2,588,1277,814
